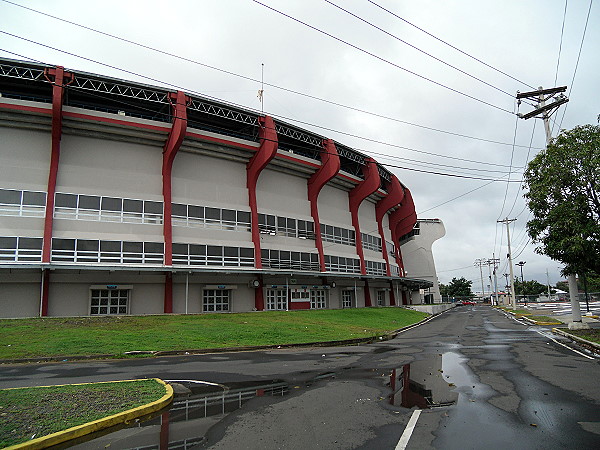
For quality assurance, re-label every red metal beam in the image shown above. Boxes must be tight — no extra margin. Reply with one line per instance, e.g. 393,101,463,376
247,116,278,310
375,175,405,277
348,158,380,307
308,139,340,272
40,66,72,317
162,91,189,313
390,188,417,277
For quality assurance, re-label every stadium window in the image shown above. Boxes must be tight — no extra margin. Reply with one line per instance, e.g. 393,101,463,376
377,290,385,306
90,288,129,315
311,289,327,309
342,290,355,308
203,289,231,312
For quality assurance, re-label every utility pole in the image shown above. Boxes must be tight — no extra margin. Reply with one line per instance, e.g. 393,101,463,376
516,261,526,305
516,86,585,329
489,255,500,306
498,218,517,309
474,259,486,300
546,269,552,300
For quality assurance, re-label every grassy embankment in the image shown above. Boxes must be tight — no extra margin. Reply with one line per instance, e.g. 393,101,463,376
497,306,562,324
0,379,166,447
565,328,600,344
0,308,428,360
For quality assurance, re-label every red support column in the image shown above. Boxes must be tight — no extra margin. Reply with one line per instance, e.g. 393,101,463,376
308,139,340,272
162,91,189,313
247,116,278,310
389,280,396,306
348,158,380,307
390,188,417,277
375,175,405,277
41,269,50,317
40,66,72,317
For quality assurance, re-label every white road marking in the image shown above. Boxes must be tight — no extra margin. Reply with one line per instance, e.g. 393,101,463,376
534,330,595,360
164,379,226,388
396,409,422,450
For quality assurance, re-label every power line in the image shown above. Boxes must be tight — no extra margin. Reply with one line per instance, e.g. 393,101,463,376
557,0,593,131
417,176,503,215
366,0,536,90
496,115,520,221
0,0,539,149
364,149,522,175
324,0,515,98
276,114,523,169
554,0,568,87
0,44,523,176
251,0,515,114
506,121,537,217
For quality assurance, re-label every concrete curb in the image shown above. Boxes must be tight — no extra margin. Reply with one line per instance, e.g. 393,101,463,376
520,316,562,326
552,327,600,354
0,309,440,365
7,378,173,449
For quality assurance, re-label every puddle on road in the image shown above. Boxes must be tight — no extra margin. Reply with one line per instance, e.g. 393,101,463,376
388,354,458,409
71,379,288,449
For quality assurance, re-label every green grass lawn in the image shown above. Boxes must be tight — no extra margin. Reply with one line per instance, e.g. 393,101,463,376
0,379,167,447
526,315,562,324
0,308,428,359
566,328,600,344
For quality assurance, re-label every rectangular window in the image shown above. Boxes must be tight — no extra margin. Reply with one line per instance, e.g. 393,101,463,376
90,289,129,315
203,289,231,312
266,289,288,310
342,290,354,308
311,289,327,309
78,195,100,210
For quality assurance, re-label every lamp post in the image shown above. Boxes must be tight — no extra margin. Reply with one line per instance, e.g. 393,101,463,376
516,261,526,305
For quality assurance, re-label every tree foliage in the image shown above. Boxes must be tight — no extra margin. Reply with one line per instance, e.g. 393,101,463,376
439,277,473,298
514,279,547,296
524,124,600,275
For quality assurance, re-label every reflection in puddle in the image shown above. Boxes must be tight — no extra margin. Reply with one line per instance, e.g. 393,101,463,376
389,354,458,409
72,380,288,449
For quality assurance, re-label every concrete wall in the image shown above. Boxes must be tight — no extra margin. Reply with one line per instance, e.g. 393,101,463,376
401,220,446,303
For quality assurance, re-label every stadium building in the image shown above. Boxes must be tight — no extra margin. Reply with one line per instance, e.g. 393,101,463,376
0,57,442,318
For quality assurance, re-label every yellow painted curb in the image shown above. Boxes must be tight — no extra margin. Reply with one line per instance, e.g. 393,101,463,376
6,378,173,450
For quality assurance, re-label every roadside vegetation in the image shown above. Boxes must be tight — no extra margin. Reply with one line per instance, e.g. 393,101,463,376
0,308,428,360
0,379,166,447
565,328,600,345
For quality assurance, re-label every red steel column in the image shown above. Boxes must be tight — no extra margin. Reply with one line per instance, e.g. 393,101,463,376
390,188,417,277
308,139,340,272
348,158,380,307
247,115,278,310
162,91,189,313
40,66,72,317
375,175,405,277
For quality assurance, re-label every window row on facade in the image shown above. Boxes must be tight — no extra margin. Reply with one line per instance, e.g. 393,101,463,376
0,188,46,218
361,232,382,253
258,213,315,239
2,189,392,253
172,243,254,267
260,249,320,271
366,260,387,276
1,236,393,277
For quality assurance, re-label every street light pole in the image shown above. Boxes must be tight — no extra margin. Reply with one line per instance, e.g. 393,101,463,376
516,261,526,306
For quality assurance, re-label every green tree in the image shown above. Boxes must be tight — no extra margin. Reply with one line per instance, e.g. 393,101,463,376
524,124,600,275
555,280,569,292
514,279,547,296
440,277,472,298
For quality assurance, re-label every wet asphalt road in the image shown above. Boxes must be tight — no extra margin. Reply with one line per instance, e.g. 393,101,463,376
1,306,599,449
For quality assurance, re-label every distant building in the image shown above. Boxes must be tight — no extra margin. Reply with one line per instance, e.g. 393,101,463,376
398,219,445,303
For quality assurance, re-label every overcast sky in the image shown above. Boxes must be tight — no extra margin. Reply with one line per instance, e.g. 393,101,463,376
1,0,597,291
